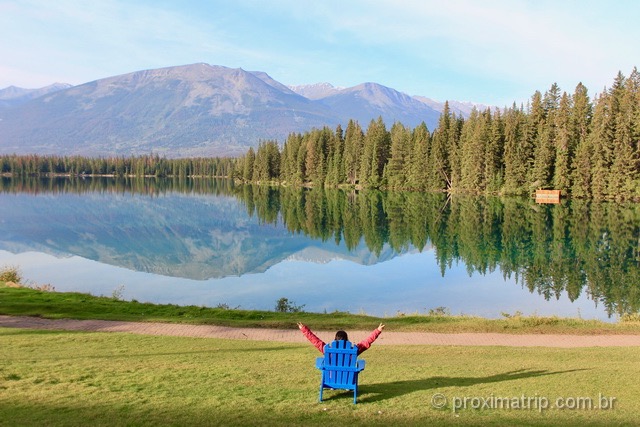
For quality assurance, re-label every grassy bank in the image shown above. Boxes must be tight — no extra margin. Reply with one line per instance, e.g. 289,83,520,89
2,283,640,334
1,326,638,426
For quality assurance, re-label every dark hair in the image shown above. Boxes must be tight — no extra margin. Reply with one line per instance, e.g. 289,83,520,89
335,330,348,341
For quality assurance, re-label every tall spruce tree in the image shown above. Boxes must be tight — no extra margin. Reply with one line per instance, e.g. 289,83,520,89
333,124,346,185
304,128,332,185
252,142,268,182
385,122,411,189
281,133,303,184
609,69,639,199
360,117,390,188
458,108,485,192
343,120,364,185
589,90,615,199
252,140,280,182
524,91,544,191
502,104,528,195
406,122,430,190
243,147,255,181
429,102,453,191
485,108,504,192
449,114,464,190
531,83,560,189
570,83,593,198
552,92,574,192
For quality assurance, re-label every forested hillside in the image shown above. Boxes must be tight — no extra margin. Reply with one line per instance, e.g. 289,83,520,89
237,68,640,200
2,69,638,200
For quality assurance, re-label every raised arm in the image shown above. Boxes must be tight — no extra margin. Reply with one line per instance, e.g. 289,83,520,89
355,323,385,354
297,322,326,354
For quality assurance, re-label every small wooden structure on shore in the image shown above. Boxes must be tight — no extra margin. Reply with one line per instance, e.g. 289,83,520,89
535,189,561,204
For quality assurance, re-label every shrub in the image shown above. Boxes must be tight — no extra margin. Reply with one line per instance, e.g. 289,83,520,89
215,303,241,310
621,312,640,323
274,297,305,313
428,306,451,316
112,284,125,301
0,265,22,284
29,283,56,292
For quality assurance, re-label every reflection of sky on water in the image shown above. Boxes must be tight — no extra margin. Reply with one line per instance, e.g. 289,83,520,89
0,249,613,321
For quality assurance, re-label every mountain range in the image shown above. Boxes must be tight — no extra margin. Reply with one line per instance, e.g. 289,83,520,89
0,83,73,108
0,63,487,158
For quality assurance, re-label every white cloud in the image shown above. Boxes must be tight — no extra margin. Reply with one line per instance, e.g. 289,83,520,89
1,0,637,105
274,0,639,98
0,0,268,87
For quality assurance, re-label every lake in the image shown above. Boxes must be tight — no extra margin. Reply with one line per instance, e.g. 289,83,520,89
1,177,638,320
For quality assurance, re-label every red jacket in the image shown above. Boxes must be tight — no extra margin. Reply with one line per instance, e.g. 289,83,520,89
299,324,381,355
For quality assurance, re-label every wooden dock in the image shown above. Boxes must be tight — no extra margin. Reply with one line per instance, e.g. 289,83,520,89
535,189,561,204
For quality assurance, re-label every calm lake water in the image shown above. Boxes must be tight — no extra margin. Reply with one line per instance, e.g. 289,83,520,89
1,177,638,320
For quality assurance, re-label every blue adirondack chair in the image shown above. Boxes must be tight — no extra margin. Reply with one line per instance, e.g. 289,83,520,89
315,340,366,404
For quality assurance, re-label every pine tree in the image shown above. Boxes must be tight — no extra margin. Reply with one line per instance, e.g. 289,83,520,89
359,120,375,187
332,124,346,185
570,83,593,198
251,140,281,182
281,133,303,184
360,117,390,188
252,141,271,182
552,92,574,192
304,128,330,185
449,114,464,190
633,68,640,152
502,104,528,195
343,120,364,185
630,67,640,198
324,126,341,187
609,69,639,199
458,108,485,191
385,122,411,189
589,90,615,199
485,108,504,192
242,148,255,181
266,140,281,179
524,91,544,191
531,84,561,189
406,122,430,190
429,102,453,191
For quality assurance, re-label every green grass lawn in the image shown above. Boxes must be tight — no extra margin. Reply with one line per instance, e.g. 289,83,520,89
2,282,639,425
1,326,638,426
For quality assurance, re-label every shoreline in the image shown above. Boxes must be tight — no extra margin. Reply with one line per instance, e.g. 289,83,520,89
2,315,640,347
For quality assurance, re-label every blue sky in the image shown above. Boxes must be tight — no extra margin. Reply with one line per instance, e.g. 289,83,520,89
1,0,639,106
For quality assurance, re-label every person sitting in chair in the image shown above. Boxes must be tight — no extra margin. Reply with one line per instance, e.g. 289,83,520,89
297,322,385,355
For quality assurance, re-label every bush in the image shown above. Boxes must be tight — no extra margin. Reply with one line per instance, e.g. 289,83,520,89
0,265,22,284
29,283,56,292
274,297,305,313
112,285,125,301
621,312,640,323
428,306,451,316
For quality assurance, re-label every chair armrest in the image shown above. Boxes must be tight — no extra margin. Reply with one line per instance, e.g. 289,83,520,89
357,360,365,371
315,357,325,369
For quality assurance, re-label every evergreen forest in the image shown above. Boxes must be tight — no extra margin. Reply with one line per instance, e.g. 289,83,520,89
236,68,640,200
0,154,234,179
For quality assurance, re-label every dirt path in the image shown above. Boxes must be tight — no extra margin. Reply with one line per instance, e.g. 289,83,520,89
2,315,640,347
